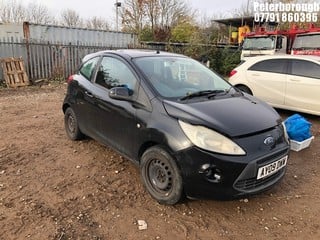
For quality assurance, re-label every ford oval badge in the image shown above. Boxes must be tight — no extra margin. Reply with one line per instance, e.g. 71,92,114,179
264,136,275,146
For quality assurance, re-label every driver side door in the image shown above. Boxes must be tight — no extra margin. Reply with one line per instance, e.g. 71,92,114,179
90,55,139,158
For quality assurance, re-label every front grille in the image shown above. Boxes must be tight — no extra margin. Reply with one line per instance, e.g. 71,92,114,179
256,149,288,166
234,168,285,191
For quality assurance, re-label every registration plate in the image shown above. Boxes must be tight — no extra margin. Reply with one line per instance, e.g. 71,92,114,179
257,156,288,180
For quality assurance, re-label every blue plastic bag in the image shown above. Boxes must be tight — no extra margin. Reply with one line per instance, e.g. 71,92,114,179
285,114,312,141
284,114,312,141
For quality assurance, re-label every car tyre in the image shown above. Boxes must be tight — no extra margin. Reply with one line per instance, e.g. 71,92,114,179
237,85,252,95
64,107,84,140
141,146,183,205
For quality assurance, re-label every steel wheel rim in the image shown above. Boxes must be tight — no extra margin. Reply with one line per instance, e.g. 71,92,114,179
147,158,173,194
67,113,76,134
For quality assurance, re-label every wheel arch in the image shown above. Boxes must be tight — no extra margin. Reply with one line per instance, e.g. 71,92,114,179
235,84,253,95
138,141,159,161
138,141,176,163
62,103,71,113
136,126,190,166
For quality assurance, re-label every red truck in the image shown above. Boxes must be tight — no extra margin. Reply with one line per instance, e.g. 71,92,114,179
241,24,320,60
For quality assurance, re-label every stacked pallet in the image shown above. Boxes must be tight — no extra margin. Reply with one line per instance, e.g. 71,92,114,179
0,57,29,88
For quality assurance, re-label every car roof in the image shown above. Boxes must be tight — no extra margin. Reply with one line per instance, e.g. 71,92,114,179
246,54,320,61
241,54,320,66
82,49,184,62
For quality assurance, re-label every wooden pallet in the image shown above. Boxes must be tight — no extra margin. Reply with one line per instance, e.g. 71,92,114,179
0,57,29,88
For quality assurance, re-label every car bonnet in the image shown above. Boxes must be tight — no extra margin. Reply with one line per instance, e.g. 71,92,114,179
163,95,281,137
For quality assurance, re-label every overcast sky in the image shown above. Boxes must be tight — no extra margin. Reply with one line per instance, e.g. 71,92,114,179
22,0,247,25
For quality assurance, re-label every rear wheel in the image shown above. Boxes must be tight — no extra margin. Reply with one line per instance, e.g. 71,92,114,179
64,107,84,140
140,146,183,205
237,85,252,95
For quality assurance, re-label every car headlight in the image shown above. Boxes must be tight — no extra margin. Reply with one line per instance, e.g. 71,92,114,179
179,120,246,155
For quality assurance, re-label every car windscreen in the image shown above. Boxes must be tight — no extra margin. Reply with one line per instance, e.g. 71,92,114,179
292,34,320,49
133,56,232,99
242,36,276,50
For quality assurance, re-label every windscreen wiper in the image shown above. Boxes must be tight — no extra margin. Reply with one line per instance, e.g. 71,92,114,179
180,89,227,101
293,47,307,50
295,47,319,50
243,47,260,50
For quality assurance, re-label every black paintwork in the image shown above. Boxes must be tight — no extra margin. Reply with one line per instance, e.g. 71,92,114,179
63,49,290,199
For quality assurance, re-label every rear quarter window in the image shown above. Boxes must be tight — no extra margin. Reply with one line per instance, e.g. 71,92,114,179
290,59,320,79
79,57,100,80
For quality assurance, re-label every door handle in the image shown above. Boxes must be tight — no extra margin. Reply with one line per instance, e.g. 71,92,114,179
85,91,93,97
289,79,300,82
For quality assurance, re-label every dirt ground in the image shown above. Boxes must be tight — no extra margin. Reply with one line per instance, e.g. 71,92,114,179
0,84,319,240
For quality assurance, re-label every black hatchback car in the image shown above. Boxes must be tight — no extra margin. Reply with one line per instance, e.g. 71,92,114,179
63,49,290,205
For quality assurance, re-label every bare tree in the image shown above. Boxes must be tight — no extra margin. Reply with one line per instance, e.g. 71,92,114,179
86,16,109,30
0,0,27,23
60,9,83,27
144,0,193,30
26,3,52,24
144,0,158,33
121,0,146,35
157,0,193,28
0,1,11,23
122,0,194,40
232,1,254,18
0,0,54,24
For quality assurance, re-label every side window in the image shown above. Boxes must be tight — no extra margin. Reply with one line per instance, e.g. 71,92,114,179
95,57,137,90
79,57,99,80
248,59,288,74
290,60,320,79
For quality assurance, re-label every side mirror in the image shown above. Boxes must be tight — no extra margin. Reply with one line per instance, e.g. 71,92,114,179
239,41,244,50
109,86,132,101
276,37,283,49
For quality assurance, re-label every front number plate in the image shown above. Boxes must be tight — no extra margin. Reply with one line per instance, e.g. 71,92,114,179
257,156,288,180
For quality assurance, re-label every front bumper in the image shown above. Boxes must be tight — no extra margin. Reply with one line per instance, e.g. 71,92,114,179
175,137,290,200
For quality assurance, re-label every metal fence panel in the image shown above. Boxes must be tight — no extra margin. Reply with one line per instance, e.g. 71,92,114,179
0,41,124,82
0,23,138,82
0,22,138,47
26,23,137,47
0,41,28,81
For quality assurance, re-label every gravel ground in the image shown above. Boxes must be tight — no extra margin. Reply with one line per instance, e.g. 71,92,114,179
0,84,319,240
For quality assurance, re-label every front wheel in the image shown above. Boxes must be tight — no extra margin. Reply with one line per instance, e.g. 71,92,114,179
140,146,183,205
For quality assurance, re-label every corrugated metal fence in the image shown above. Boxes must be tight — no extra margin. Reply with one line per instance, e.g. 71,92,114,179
0,39,134,82
0,23,138,82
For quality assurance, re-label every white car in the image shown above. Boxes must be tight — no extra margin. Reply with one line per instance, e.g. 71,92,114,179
229,55,320,116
